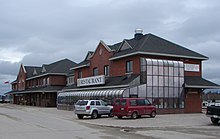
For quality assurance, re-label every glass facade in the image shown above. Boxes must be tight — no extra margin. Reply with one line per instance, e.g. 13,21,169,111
140,58,185,109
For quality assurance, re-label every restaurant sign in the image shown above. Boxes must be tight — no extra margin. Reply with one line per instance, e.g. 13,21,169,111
77,75,105,87
184,64,200,72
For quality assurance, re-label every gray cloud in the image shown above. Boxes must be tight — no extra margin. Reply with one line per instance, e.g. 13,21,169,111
0,0,220,93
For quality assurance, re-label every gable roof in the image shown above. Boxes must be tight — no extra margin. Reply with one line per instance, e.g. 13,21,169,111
117,40,133,52
44,59,76,74
25,66,41,78
109,33,208,60
26,59,77,80
84,51,94,61
72,60,90,70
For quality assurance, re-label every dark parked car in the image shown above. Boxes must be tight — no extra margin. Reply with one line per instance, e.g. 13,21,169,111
206,103,220,124
112,98,156,119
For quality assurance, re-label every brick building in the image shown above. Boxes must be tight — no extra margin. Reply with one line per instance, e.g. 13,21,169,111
8,59,76,107
58,29,219,113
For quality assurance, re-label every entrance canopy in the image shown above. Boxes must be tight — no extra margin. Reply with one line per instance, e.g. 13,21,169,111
184,76,220,89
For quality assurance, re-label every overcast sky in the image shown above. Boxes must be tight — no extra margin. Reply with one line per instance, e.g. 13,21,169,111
0,0,220,94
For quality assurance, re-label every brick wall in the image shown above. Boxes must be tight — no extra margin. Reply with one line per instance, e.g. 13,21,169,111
17,65,26,91
49,75,67,86
110,55,141,76
90,43,113,75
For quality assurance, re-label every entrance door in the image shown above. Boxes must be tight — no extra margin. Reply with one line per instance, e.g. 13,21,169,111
185,92,202,113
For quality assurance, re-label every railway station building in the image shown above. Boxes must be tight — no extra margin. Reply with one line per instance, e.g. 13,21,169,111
8,59,76,107
57,29,219,113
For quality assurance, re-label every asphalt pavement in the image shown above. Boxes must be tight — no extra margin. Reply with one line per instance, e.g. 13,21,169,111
1,104,219,139
77,112,211,128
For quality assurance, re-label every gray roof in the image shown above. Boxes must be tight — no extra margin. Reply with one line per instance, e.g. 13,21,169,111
109,33,208,60
43,59,76,73
25,66,41,78
73,51,94,69
72,60,90,69
184,76,220,89
27,59,77,79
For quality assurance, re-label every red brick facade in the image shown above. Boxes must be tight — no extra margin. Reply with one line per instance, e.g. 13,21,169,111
73,43,204,113
17,65,26,91
11,59,74,107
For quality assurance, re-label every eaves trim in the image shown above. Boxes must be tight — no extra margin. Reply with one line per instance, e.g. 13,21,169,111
71,63,90,70
61,84,128,92
109,51,208,61
26,73,67,80
185,85,220,89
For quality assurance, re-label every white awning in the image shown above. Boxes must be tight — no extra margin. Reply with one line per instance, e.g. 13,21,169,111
58,89,124,97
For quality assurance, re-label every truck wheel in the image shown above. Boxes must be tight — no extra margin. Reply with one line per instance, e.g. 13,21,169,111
91,111,98,119
150,111,156,118
131,112,138,119
77,114,84,119
117,116,122,119
211,117,219,124
108,110,113,117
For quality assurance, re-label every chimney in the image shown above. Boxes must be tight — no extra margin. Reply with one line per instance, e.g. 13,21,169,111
134,28,143,39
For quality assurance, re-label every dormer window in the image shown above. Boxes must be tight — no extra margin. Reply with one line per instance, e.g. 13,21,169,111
42,66,46,73
33,69,37,75
118,40,132,51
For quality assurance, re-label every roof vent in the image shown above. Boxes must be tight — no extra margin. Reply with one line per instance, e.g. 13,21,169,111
134,28,143,39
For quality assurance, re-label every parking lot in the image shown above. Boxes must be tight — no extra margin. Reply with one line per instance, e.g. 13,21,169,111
78,111,220,139
0,104,219,139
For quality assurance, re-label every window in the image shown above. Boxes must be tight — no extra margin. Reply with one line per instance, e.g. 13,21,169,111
126,60,133,73
90,101,95,105
145,99,151,105
104,65,109,76
101,101,107,106
121,99,127,106
93,68,98,76
76,100,88,105
47,77,49,85
130,100,137,106
78,71,82,79
43,78,46,85
96,101,101,106
67,76,74,85
137,99,145,106
115,99,120,105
